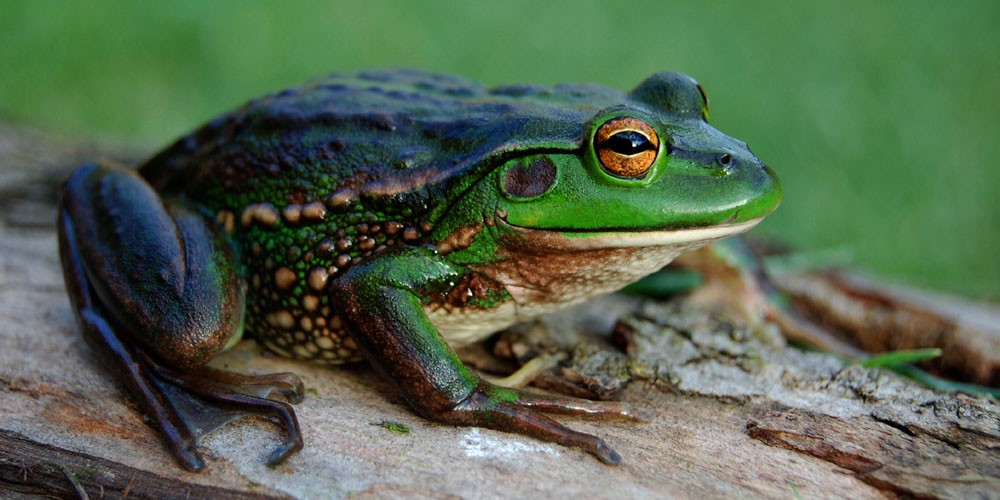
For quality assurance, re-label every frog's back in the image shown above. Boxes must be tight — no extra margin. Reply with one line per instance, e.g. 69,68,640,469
139,69,625,216
135,70,631,362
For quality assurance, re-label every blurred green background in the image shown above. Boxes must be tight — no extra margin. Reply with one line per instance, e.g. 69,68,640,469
1,0,997,299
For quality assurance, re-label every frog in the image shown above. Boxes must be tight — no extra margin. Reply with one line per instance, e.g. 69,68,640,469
57,69,781,471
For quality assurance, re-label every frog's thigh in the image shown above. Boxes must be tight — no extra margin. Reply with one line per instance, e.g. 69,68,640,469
59,162,244,368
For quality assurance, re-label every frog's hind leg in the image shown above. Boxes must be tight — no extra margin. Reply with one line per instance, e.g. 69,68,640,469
57,162,303,471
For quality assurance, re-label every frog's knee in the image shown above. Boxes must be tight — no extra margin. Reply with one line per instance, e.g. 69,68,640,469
60,162,245,369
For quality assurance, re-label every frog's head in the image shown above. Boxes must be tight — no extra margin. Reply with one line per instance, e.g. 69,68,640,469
489,72,780,242
426,71,782,309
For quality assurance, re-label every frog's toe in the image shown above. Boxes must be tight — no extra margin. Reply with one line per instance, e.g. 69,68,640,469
174,444,206,472
594,439,622,465
447,383,626,464
266,434,304,467
139,351,304,467
267,373,306,404
513,389,653,421
493,399,622,464
187,365,305,404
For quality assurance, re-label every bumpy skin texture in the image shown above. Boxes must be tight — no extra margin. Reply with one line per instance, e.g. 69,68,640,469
58,69,781,470
138,69,779,362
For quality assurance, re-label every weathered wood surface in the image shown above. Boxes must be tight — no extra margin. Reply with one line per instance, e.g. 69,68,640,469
1,124,998,499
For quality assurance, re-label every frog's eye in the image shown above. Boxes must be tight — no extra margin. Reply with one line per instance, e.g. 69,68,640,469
594,117,660,179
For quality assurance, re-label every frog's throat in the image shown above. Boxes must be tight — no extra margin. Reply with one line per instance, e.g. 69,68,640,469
493,216,764,305
431,217,763,348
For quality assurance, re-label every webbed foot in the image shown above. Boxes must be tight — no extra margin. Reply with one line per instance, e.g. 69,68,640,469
137,350,303,468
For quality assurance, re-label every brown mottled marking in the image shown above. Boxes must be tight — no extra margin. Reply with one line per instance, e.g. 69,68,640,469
308,267,330,291
436,224,482,254
270,311,295,329
318,239,335,254
385,221,403,235
302,201,326,220
303,295,319,311
274,267,297,290
282,204,303,223
240,202,280,227
325,189,354,209
440,272,503,308
480,220,761,315
216,210,236,234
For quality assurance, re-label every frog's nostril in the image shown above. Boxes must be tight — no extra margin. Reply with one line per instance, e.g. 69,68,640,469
717,153,732,167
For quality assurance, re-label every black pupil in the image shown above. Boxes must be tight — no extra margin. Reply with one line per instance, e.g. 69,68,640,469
602,131,654,155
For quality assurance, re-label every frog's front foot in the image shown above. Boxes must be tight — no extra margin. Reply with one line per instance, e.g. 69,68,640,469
332,247,648,464
443,382,650,464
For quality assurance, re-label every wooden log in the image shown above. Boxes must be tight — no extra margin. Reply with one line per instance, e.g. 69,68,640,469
1,124,997,498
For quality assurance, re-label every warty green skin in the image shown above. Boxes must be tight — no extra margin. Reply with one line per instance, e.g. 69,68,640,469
57,69,781,471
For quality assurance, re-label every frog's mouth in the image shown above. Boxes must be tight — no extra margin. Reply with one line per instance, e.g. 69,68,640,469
497,213,764,252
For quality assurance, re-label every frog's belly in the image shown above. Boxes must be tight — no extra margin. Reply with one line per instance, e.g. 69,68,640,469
428,301,520,347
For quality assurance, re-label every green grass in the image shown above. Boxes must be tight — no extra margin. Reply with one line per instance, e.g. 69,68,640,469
2,0,997,298
858,348,942,368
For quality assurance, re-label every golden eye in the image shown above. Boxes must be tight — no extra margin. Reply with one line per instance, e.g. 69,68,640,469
594,117,660,179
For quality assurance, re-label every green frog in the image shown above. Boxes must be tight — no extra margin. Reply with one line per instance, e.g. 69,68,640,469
57,69,781,471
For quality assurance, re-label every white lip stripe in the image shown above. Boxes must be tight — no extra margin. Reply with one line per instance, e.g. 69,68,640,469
521,218,763,249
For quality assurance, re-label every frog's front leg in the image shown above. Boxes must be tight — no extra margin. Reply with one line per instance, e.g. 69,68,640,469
57,162,303,471
331,247,643,464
